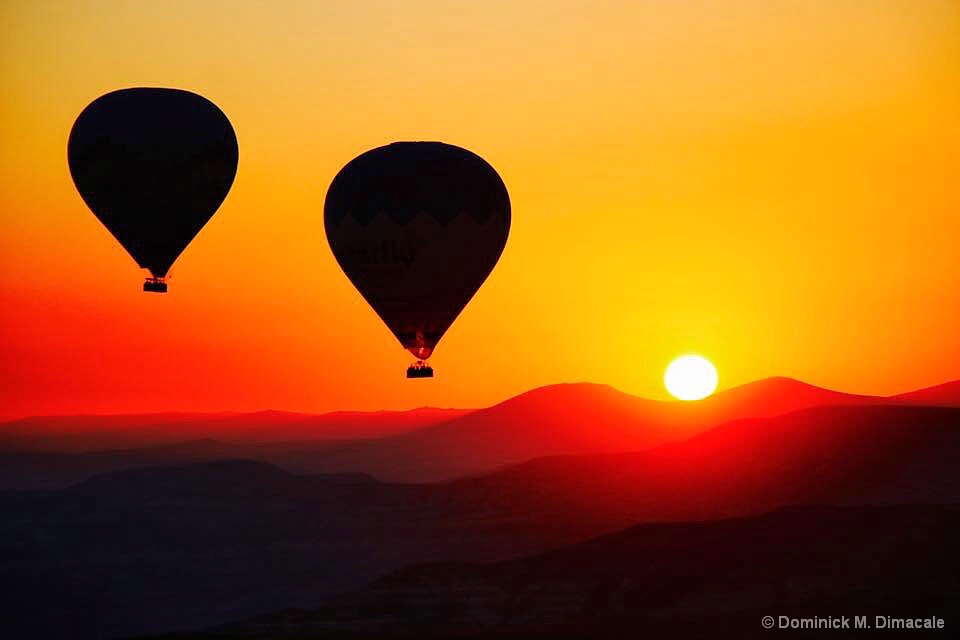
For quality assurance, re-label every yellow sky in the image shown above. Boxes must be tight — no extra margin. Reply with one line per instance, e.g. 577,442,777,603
1,1,958,417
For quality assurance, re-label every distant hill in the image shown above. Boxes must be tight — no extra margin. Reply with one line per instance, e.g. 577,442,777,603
2,378,957,490
0,439,349,492
890,380,960,406
249,377,939,481
207,504,959,639
0,461,444,640
0,407,471,453
445,404,960,529
3,403,959,639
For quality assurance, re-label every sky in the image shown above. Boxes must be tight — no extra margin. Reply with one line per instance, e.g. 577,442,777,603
1,0,958,418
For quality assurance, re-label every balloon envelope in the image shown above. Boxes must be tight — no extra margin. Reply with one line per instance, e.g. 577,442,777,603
324,142,510,364
68,88,238,286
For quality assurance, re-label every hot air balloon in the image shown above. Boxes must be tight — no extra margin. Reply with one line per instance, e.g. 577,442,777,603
325,142,510,378
67,88,238,293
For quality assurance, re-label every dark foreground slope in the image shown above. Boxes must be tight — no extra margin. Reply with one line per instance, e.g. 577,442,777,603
162,505,960,639
2,405,959,639
0,460,574,640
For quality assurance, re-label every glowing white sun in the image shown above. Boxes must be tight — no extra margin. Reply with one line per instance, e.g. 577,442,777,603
664,355,718,401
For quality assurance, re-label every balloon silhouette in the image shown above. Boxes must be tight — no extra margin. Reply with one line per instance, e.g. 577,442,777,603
325,142,510,378
68,88,238,293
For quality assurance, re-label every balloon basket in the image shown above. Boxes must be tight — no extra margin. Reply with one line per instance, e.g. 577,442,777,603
143,278,168,293
407,361,434,379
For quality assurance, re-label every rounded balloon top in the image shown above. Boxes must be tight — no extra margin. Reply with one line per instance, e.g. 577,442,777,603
324,142,510,376
325,142,509,228
68,87,238,288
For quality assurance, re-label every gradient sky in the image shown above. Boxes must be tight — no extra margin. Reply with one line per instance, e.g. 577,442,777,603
1,1,958,418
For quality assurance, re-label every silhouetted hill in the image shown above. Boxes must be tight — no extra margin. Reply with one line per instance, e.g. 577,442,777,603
690,375,873,418
891,380,960,406
0,439,368,491
445,405,960,531
0,439,251,491
4,379,956,489
274,378,919,481
0,407,470,452
3,403,960,638
0,461,451,640
204,504,959,639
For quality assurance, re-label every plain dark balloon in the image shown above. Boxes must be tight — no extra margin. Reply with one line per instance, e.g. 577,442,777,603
325,142,510,376
68,88,238,292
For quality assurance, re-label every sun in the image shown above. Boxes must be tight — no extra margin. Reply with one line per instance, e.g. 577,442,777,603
664,355,718,401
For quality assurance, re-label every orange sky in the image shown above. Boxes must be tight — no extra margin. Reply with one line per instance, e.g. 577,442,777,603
1,1,958,418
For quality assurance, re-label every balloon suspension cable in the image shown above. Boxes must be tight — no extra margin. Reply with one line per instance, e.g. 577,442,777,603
406,360,434,379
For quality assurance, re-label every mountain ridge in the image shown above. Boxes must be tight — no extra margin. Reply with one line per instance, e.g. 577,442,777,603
268,376,953,482
6,375,959,433
4,402,959,639
208,503,958,640
3,377,958,489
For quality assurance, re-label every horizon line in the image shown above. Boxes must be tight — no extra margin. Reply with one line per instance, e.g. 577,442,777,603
3,375,958,423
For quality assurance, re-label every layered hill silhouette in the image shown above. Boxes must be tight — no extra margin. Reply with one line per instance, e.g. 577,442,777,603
0,438,356,492
0,408,469,490
0,407,470,452
2,398,959,639
203,504,960,639
890,379,960,406
300,377,903,481
443,404,960,531
4,377,956,490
